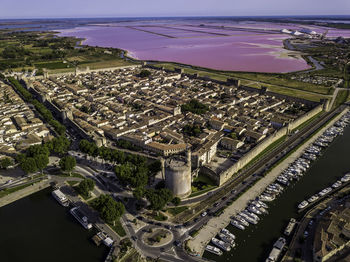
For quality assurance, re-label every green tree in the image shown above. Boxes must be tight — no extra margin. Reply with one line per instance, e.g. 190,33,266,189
59,155,76,174
133,186,145,200
20,157,38,174
0,158,13,169
27,144,50,157
77,178,95,198
172,197,181,206
91,194,125,224
138,69,151,78
34,154,49,173
145,188,173,210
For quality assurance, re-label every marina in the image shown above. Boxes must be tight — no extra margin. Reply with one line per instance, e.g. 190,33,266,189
204,110,350,261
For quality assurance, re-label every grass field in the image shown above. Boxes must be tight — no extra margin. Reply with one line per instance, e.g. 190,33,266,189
153,63,330,102
167,206,188,216
109,219,127,237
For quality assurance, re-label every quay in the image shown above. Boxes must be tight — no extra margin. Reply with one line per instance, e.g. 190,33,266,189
188,107,349,256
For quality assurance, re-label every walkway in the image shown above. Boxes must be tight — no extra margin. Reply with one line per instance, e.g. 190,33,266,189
187,107,349,256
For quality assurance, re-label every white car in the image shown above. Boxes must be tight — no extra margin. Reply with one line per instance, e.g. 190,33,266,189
201,212,207,217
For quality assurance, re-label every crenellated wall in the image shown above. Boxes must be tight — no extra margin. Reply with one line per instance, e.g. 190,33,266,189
202,104,324,186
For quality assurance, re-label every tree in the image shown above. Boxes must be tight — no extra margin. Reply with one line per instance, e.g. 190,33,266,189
0,158,13,169
20,157,38,174
77,178,95,198
27,144,50,157
133,186,145,200
138,69,151,78
145,188,173,210
34,154,49,173
172,197,181,206
59,155,76,174
51,136,70,155
91,194,125,224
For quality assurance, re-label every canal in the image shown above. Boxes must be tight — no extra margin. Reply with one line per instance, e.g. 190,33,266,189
0,188,108,262
204,122,350,261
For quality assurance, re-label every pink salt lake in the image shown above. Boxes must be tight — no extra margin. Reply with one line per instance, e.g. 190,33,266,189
59,22,350,73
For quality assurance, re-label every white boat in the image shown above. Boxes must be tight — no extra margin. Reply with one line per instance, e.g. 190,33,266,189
221,228,236,240
266,237,286,262
332,181,342,188
240,213,258,225
218,233,235,247
242,210,259,221
307,195,319,203
231,219,245,230
248,206,262,215
255,200,268,209
70,207,92,229
211,237,231,252
259,194,275,202
205,245,223,256
341,174,350,182
235,215,249,226
298,200,308,209
52,189,69,207
284,218,297,236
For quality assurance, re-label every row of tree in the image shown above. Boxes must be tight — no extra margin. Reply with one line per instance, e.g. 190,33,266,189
7,77,66,136
17,136,70,174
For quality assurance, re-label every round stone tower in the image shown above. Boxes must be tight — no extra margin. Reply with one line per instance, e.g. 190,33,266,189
164,150,192,198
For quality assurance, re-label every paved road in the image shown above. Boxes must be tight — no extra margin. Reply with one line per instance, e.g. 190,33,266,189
175,107,345,224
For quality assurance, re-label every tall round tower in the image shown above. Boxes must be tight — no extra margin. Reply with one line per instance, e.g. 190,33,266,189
164,150,192,198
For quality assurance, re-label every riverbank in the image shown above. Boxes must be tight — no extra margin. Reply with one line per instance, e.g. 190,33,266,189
187,107,349,256
0,179,50,208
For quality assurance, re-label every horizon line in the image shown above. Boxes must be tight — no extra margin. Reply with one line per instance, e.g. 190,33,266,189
1,14,350,21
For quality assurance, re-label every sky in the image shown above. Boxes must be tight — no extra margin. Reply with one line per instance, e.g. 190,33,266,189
1,0,350,19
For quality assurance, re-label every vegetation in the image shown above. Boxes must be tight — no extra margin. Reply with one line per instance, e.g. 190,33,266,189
59,155,76,174
16,136,71,174
0,158,13,169
150,212,168,221
90,194,125,224
76,178,95,199
0,183,34,198
0,30,135,72
333,90,349,109
171,197,181,206
167,206,188,216
182,124,202,137
181,99,209,115
7,77,66,135
145,188,173,210
138,69,151,78
110,219,127,237
79,139,160,190
190,173,217,197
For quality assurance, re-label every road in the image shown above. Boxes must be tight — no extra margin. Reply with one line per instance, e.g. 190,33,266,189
175,106,345,225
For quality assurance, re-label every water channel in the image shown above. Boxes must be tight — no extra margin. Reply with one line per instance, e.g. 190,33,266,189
204,123,350,261
0,188,108,262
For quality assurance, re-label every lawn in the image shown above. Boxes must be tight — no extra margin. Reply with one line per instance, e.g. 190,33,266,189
66,181,79,187
149,212,168,221
189,172,217,197
167,206,188,216
0,183,33,198
332,90,350,109
34,61,72,70
109,219,127,237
